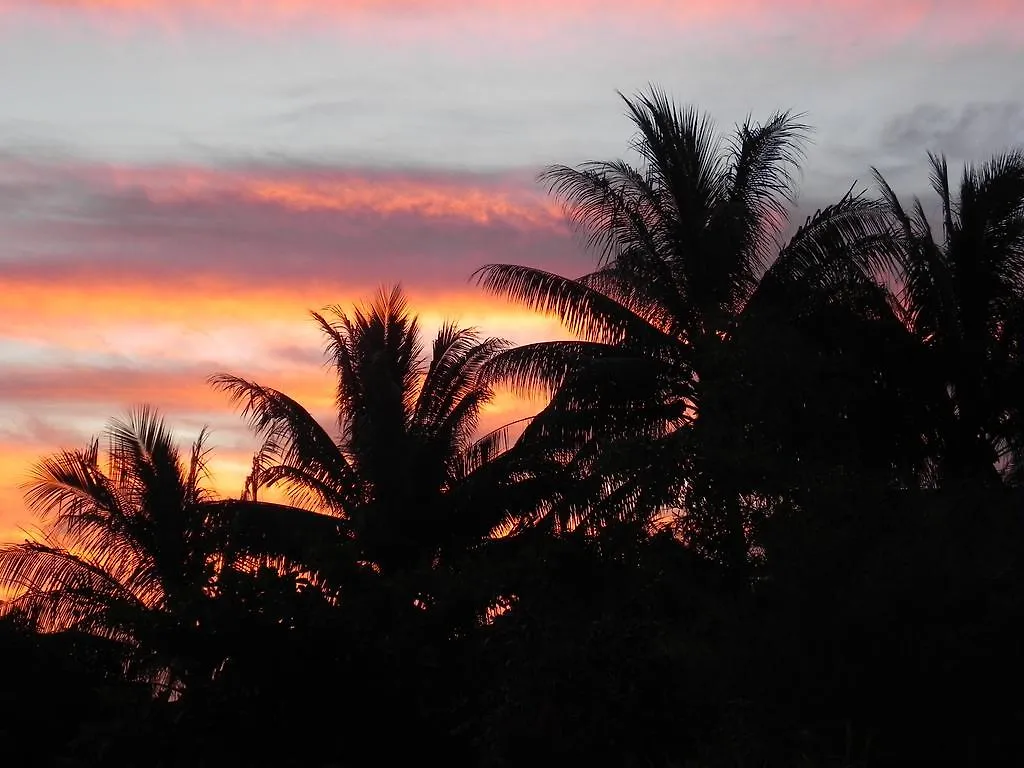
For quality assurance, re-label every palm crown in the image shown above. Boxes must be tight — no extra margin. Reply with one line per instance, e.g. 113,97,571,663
0,408,232,692
475,89,900,548
874,150,1024,485
212,285,518,574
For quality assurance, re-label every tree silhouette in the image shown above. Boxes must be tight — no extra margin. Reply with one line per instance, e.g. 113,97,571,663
0,408,239,694
874,151,1024,486
211,285,541,577
475,88,901,563
6,88,1024,768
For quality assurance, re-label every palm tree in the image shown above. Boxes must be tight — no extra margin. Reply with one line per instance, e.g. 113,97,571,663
475,88,911,562
0,408,252,694
211,285,537,577
873,151,1024,486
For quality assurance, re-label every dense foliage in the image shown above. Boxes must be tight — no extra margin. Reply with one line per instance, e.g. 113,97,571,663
3,89,1024,766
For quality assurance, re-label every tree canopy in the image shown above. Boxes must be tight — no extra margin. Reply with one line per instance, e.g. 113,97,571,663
3,88,1023,768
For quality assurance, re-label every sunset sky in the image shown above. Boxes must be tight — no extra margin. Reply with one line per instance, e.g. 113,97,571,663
1,0,1023,539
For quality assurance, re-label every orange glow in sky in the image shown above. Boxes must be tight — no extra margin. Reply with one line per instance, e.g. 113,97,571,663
0,271,567,540
2,0,1021,546
90,165,563,228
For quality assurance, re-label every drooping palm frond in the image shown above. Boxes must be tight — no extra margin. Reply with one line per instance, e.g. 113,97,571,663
210,499,353,580
482,340,646,397
522,356,691,448
257,465,348,515
473,347,697,539
457,417,535,479
450,450,566,541
0,540,146,614
872,164,954,335
209,374,361,515
474,263,680,351
573,432,693,535
752,191,901,319
576,254,689,338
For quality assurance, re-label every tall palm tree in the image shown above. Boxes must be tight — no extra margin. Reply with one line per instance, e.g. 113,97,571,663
212,285,537,576
0,408,250,693
475,88,910,561
873,150,1024,486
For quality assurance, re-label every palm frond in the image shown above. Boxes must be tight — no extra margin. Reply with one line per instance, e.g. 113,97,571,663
758,191,900,311
482,340,645,397
458,417,535,478
928,152,955,243
413,328,508,438
474,263,677,350
540,160,669,266
209,374,359,510
22,446,127,524
257,463,355,516
576,260,689,338
211,499,349,573
623,87,728,220
871,166,915,241
0,541,150,631
317,284,424,429
720,109,810,278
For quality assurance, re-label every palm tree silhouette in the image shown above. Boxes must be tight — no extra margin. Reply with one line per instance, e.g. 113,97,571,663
211,285,532,576
475,88,899,561
0,408,246,695
873,151,1024,486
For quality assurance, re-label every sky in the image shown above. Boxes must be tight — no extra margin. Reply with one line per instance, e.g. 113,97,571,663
1,0,1023,540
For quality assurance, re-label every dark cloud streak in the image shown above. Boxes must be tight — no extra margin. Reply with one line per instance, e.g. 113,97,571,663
881,101,1024,162
0,155,588,294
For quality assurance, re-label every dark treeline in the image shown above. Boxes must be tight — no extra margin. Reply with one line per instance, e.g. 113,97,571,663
3,88,1024,766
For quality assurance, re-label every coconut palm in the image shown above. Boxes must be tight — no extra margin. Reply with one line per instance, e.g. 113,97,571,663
873,151,1024,486
0,408,261,693
475,88,914,560
212,285,541,576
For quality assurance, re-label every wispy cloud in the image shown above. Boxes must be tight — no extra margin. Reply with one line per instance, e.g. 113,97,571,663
880,101,1024,161
2,0,1022,542
1,155,580,346
0,154,574,535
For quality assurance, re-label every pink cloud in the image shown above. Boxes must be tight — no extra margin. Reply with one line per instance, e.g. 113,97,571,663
1,157,582,351
1,0,1020,47
2,159,579,291
0,157,571,539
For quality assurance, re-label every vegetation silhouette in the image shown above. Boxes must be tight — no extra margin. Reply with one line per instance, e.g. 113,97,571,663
872,152,1024,485
209,285,543,577
2,87,1023,767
